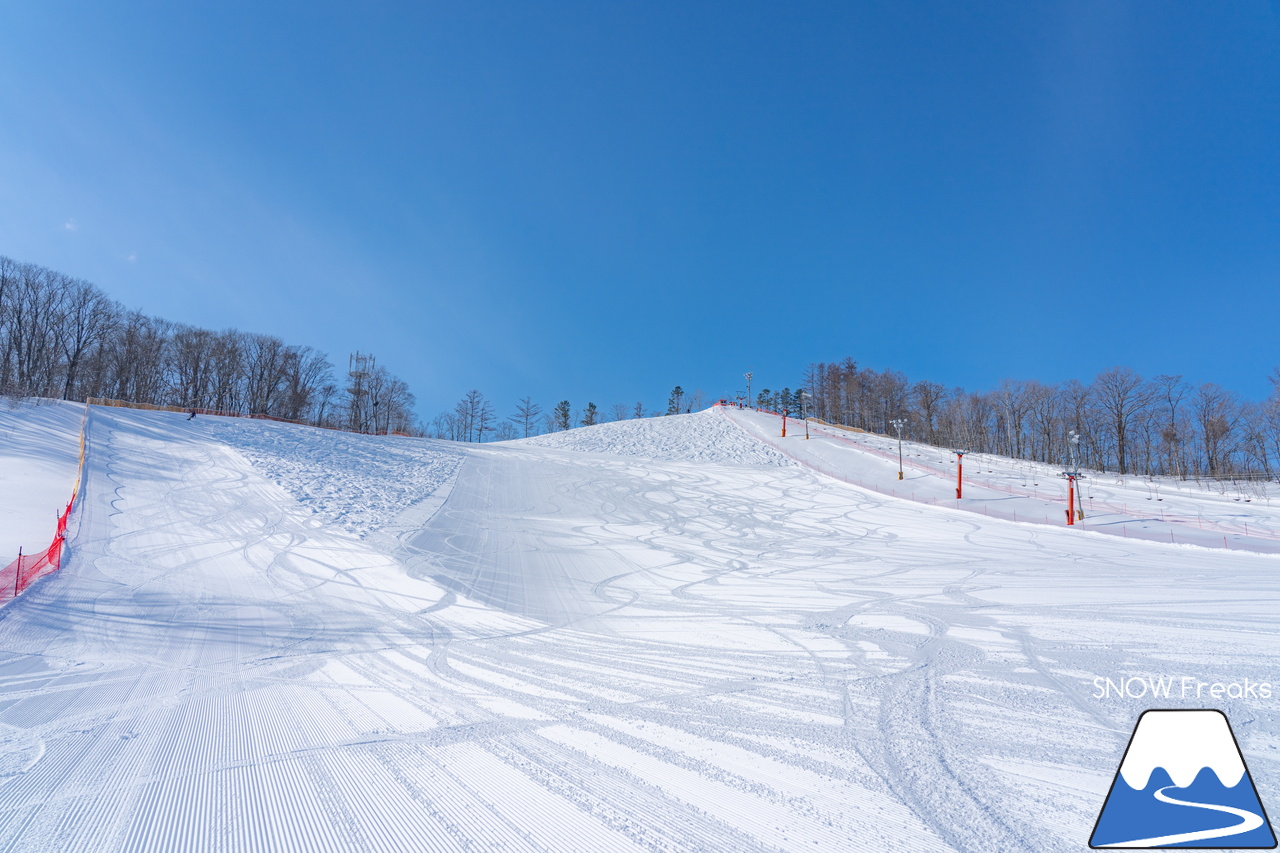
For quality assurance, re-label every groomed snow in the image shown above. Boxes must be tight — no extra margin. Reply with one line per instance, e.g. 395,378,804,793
0,402,1277,852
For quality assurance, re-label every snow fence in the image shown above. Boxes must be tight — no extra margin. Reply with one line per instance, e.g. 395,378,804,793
1,402,85,603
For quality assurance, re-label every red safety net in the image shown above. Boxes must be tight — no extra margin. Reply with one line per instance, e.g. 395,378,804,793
1,495,73,604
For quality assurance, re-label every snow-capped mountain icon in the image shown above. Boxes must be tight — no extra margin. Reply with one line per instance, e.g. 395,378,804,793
1091,709,1276,848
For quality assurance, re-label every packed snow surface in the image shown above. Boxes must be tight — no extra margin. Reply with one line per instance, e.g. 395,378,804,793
515,408,791,466
0,403,1278,852
0,398,82,557
200,415,463,537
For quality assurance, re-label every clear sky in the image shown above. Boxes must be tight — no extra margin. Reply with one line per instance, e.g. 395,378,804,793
2,1,1277,418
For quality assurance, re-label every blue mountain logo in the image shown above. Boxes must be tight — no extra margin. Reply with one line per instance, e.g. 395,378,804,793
1091,709,1276,848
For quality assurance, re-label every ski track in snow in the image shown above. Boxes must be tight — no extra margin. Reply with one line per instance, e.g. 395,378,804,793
198,415,464,538
0,405,1277,851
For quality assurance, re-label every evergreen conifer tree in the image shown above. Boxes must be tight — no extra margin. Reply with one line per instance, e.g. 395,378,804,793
553,400,572,431
667,386,684,415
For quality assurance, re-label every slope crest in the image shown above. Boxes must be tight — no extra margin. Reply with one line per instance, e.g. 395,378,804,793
512,408,791,466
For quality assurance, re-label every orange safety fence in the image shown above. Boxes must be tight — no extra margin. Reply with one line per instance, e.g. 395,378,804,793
1,402,86,606
87,396,322,425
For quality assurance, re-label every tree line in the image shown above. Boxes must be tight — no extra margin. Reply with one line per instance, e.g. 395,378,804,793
24,252,1272,476
799,358,1280,481
428,386,708,441
0,255,417,433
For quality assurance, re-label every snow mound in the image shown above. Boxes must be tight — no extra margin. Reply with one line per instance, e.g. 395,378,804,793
202,418,463,537
513,408,792,466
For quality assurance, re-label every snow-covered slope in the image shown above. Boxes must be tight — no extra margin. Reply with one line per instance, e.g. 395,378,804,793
0,398,82,557
197,414,463,537
0,402,1277,852
514,408,791,466
725,406,1280,553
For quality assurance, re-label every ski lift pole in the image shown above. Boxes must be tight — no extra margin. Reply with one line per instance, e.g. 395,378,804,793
1067,474,1076,525
1061,471,1084,525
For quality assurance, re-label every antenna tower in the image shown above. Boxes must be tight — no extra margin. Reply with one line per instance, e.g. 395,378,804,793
348,351,375,433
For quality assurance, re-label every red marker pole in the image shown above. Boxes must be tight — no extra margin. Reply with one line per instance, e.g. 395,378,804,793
955,451,965,499
781,409,788,438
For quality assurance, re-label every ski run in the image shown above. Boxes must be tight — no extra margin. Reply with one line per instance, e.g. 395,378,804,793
1,398,1278,852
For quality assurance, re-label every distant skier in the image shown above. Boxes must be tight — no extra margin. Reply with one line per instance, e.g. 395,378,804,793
187,410,196,420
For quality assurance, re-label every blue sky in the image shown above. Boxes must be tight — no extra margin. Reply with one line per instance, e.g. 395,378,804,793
2,1,1277,417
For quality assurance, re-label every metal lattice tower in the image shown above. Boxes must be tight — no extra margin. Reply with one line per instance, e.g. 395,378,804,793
348,352,375,433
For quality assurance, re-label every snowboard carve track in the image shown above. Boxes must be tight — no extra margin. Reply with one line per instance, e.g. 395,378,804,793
0,407,1277,850
873,626,1035,853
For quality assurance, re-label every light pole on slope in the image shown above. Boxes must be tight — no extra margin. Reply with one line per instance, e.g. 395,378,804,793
890,418,906,480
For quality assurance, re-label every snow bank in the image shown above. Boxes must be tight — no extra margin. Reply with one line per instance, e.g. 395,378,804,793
0,398,82,556
513,408,792,467
200,417,463,538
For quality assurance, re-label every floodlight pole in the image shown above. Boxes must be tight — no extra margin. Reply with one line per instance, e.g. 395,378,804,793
955,450,966,499
801,390,811,439
745,372,753,408
890,418,906,480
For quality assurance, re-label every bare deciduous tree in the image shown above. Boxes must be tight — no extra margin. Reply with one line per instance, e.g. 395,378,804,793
0,255,419,433
511,397,542,438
